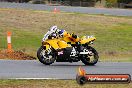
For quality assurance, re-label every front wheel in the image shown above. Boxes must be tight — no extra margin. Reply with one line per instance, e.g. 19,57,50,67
81,46,99,65
37,46,55,65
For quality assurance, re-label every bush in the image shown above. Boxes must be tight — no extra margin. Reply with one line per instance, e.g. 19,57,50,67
105,0,118,8
106,0,118,3
30,0,45,4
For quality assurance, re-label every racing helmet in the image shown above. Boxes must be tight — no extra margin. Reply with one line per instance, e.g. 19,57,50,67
58,29,65,37
49,26,58,33
59,29,71,37
58,29,65,34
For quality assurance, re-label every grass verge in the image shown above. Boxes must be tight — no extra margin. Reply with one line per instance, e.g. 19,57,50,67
0,8,132,61
0,80,131,88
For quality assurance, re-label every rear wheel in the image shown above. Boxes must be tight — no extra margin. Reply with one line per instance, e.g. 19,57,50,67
37,46,55,65
81,46,99,65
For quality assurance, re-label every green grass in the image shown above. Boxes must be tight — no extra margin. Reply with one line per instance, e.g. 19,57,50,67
0,28,42,55
0,8,132,61
0,80,131,88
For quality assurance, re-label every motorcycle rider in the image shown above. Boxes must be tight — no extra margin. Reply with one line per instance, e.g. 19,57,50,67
42,26,60,42
60,30,80,42
42,26,79,42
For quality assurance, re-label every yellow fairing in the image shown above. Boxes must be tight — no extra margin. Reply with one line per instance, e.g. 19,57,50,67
44,39,60,50
63,37,76,44
44,44,50,50
43,38,70,50
63,33,80,44
58,41,70,48
80,37,96,44
72,37,80,42
63,31,71,37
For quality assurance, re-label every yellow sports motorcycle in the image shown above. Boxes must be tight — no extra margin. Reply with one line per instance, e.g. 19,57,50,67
37,32,99,65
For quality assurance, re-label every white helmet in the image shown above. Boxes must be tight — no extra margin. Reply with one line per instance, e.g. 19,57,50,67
49,26,58,33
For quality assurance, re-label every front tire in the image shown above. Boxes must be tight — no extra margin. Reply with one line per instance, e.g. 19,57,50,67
81,46,99,65
37,46,55,65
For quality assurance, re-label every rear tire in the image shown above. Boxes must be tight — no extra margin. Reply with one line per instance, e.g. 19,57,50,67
37,46,55,65
81,46,99,65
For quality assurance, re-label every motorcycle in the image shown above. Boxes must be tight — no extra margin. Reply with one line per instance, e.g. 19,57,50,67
37,32,99,65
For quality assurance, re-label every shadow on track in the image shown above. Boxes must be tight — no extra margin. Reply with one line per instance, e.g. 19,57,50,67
37,63,97,67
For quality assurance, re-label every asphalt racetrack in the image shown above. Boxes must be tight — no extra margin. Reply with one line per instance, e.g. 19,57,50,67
0,60,132,79
0,2,132,16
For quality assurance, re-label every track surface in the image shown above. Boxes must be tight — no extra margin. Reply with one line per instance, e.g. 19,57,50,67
0,2,132,16
0,60,132,79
